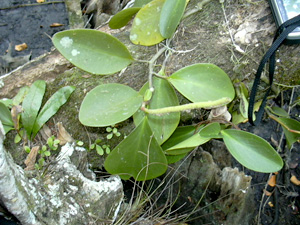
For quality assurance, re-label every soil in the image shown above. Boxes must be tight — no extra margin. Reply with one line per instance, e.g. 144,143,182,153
0,0,68,74
0,0,300,225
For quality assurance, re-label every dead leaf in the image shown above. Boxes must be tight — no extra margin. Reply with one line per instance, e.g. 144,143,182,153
40,124,52,141
36,0,45,3
57,122,73,145
15,43,28,51
50,23,64,27
24,146,40,171
208,106,231,122
11,105,22,130
290,175,300,185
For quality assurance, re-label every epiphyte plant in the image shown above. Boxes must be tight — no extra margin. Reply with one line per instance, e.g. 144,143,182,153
52,0,283,181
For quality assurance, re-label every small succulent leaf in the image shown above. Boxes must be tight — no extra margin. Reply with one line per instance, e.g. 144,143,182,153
21,80,46,139
79,83,143,127
163,126,210,155
221,129,283,173
109,7,141,29
0,102,14,127
52,29,134,75
133,0,153,7
134,77,180,144
276,117,300,148
130,0,165,46
168,64,235,103
104,118,168,181
159,0,186,38
96,145,104,155
32,86,75,139
199,122,222,139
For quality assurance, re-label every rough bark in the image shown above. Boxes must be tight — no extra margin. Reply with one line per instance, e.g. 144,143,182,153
0,121,123,225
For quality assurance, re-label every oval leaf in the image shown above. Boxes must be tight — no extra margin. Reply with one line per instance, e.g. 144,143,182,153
130,0,165,46
168,64,235,103
52,29,134,75
32,86,76,138
159,0,186,38
21,80,46,139
79,83,143,127
104,118,168,181
109,7,141,29
199,122,222,139
133,77,180,144
163,126,210,155
221,129,283,173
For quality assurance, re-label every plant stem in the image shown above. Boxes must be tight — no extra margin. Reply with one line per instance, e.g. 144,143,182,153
142,97,232,114
148,47,167,90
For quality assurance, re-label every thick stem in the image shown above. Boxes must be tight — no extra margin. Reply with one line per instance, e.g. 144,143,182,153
142,97,232,114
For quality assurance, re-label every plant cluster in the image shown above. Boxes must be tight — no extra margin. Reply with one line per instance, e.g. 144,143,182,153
1,0,299,179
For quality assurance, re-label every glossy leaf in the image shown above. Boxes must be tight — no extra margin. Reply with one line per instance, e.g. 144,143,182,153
130,0,165,46
199,122,222,139
133,77,180,144
104,118,168,181
31,86,76,138
133,0,153,7
168,64,235,103
163,126,210,155
276,117,300,148
21,80,46,139
52,29,134,75
79,83,143,127
221,129,283,173
159,0,186,38
109,7,141,29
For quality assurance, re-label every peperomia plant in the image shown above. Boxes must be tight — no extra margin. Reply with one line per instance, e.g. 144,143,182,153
52,0,284,181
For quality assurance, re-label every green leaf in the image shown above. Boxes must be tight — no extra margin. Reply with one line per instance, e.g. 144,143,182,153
109,7,141,29
133,0,153,7
134,77,180,144
163,126,210,155
12,86,30,106
4,125,14,135
31,86,75,138
44,151,51,157
276,117,300,148
52,29,134,75
21,80,46,139
0,102,14,126
79,83,143,127
221,129,283,173
104,118,168,181
159,0,186,38
199,122,222,139
130,0,165,46
168,64,235,103
270,106,290,118
96,145,104,155
166,153,187,164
